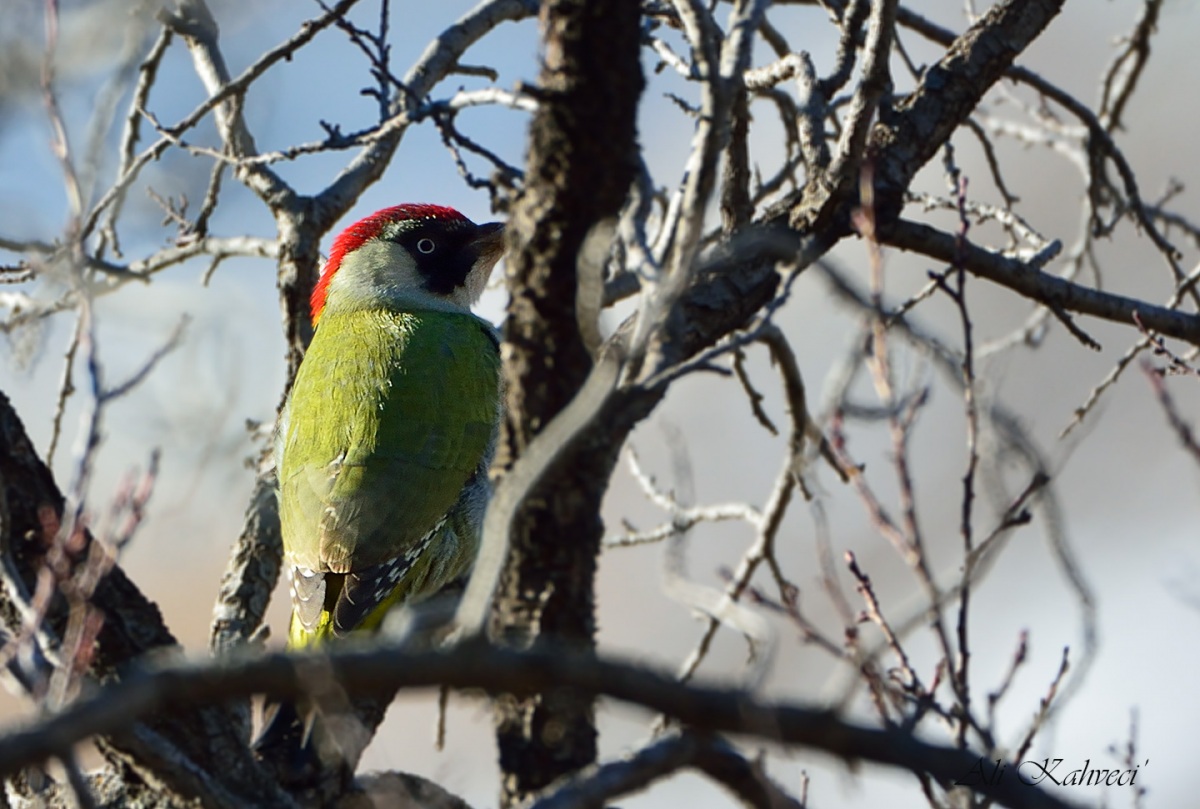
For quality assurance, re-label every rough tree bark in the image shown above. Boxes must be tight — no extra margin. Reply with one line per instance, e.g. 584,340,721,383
0,391,292,807
489,0,643,805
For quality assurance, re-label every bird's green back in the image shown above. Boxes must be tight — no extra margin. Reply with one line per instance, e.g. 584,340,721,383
278,307,499,580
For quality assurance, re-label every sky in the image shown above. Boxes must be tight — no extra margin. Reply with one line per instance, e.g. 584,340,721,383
2,1,1200,807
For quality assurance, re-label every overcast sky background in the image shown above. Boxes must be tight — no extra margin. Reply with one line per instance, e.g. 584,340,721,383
3,1,1200,807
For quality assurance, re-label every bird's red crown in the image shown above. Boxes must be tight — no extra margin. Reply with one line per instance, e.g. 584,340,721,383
310,204,469,324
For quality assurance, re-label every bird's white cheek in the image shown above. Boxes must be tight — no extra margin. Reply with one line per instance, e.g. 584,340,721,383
465,257,500,304
326,240,427,308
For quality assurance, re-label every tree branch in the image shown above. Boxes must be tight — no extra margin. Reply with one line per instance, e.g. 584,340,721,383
883,218,1200,346
0,641,1087,809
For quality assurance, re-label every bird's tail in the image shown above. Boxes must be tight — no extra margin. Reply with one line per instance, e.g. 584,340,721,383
253,578,471,787
253,689,390,791
253,616,348,790
252,697,324,788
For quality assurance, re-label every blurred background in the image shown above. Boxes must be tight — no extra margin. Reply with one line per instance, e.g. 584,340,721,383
2,0,1199,806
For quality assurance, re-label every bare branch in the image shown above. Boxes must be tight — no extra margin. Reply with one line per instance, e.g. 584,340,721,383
883,218,1200,346
0,642,1086,809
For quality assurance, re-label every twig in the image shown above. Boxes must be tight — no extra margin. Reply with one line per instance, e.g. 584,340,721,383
1142,361,1200,465
1012,646,1071,764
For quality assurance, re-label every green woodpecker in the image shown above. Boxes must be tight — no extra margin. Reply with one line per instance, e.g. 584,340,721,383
276,203,504,648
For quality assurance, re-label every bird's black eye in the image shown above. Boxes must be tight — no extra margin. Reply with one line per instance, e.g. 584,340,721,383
416,238,436,254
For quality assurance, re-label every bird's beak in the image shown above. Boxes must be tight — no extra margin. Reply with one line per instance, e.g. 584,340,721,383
472,221,505,266
463,221,505,304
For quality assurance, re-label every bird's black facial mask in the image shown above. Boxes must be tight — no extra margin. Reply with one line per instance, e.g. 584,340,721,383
391,220,498,296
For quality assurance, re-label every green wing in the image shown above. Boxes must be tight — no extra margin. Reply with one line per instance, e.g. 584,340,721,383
278,308,499,580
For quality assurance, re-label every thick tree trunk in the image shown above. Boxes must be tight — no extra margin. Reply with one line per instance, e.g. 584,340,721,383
490,0,643,805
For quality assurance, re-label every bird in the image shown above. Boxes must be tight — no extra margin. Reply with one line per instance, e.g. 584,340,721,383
278,203,504,646
258,204,504,776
